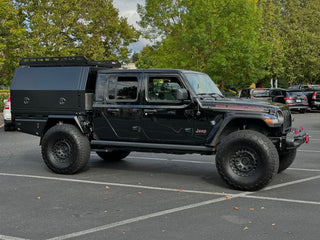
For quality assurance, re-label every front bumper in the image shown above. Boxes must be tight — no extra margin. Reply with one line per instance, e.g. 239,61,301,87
285,127,308,149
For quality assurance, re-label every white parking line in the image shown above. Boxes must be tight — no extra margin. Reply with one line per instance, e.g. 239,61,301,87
1,172,320,239
243,195,320,205
0,235,29,240
263,175,320,191
45,175,320,240
298,149,320,153
46,195,248,240
0,173,226,196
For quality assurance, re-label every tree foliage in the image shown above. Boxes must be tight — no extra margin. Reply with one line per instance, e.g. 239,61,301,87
259,0,320,87
138,0,320,88
0,0,139,85
137,0,271,90
0,0,26,85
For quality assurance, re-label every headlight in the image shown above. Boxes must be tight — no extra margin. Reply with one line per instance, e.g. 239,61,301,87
264,110,284,126
276,110,284,124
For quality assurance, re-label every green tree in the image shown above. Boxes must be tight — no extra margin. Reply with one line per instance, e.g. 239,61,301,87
19,0,139,62
0,0,26,85
137,0,271,90
259,0,320,86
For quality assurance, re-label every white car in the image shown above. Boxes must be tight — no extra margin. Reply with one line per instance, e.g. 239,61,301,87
3,96,14,131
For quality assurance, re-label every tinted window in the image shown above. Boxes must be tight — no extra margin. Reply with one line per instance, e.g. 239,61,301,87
147,76,183,101
108,76,138,101
240,89,249,98
286,91,305,97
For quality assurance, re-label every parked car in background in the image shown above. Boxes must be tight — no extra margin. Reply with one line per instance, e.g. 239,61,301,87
289,84,320,110
282,90,309,113
3,96,15,131
239,88,272,101
240,88,309,113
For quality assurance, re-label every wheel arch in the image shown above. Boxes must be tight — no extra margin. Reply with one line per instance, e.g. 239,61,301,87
41,115,85,144
210,114,271,147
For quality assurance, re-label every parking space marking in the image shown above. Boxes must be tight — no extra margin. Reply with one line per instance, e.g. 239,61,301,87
243,195,320,205
298,149,320,153
0,235,29,240
0,173,227,196
288,167,320,172
263,175,320,191
45,174,320,240
1,172,320,239
46,195,249,240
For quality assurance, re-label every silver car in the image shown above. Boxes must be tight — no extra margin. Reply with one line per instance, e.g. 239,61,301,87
3,96,14,131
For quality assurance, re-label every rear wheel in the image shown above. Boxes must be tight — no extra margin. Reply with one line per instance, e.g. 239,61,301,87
96,150,130,161
216,130,279,191
278,149,297,173
41,124,90,174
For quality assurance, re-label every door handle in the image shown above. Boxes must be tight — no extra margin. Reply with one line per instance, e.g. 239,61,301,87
107,108,120,113
144,109,158,113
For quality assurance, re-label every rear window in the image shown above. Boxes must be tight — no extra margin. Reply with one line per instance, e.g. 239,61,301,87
252,89,270,97
286,91,305,97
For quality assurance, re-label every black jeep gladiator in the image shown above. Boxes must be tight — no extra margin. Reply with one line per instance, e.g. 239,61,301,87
10,56,308,191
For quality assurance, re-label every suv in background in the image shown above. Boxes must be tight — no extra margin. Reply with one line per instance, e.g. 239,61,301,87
289,84,320,110
239,88,272,101
282,90,309,113
240,88,309,113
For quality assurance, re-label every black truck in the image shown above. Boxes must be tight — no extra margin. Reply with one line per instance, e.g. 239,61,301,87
10,56,308,191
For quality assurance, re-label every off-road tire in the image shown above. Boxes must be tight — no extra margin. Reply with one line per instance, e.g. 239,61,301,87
41,124,90,174
278,149,297,173
96,150,130,161
216,130,279,191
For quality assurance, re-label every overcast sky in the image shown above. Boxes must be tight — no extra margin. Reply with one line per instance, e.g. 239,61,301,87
113,0,147,53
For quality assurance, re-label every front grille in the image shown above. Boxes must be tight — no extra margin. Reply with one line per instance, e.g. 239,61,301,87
282,109,291,130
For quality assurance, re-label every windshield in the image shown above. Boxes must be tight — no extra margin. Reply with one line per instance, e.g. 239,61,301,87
184,72,222,96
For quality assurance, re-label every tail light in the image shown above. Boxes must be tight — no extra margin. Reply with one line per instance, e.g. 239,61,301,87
312,92,317,100
304,97,308,100
284,97,294,100
4,96,10,109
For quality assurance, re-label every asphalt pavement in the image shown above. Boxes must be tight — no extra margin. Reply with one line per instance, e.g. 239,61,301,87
0,112,319,240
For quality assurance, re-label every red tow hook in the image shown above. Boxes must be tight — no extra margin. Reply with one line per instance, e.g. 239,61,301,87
306,135,309,143
299,126,309,143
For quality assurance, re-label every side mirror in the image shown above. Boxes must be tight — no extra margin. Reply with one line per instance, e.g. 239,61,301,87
3,99,7,104
176,88,188,101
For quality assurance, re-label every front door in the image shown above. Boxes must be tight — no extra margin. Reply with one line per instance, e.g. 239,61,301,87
140,74,196,144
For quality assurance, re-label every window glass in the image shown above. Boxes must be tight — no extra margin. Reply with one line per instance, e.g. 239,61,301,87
116,77,138,100
252,89,270,97
107,76,138,101
147,77,183,101
95,74,107,102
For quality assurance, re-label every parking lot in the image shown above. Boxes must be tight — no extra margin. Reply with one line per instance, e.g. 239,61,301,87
0,112,319,240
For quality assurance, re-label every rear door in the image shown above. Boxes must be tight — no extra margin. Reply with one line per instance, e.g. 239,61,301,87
93,73,142,141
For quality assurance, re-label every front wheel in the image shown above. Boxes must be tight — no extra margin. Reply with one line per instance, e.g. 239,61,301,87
41,124,90,174
278,149,297,173
215,130,279,191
